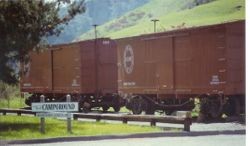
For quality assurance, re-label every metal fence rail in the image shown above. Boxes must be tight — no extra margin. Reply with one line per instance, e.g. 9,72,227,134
0,108,192,131
0,108,35,116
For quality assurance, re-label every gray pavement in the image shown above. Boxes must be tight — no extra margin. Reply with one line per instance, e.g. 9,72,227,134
77,118,245,132
11,135,245,146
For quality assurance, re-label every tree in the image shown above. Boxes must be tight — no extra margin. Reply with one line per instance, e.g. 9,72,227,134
0,0,85,84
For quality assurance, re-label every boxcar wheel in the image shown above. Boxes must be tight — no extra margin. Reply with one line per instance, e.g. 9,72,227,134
209,98,222,119
82,102,91,113
145,109,155,115
199,96,223,121
164,110,173,115
82,107,90,113
130,97,145,115
145,102,155,115
102,106,110,112
223,98,241,116
198,98,209,121
25,98,31,106
113,106,120,112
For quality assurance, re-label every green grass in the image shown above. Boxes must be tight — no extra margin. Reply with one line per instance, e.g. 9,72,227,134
0,115,163,140
78,0,245,40
78,0,194,40
0,96,26,109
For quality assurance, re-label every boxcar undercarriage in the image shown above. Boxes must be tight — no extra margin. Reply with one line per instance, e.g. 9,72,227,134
25,92,245,122
124,93,244,121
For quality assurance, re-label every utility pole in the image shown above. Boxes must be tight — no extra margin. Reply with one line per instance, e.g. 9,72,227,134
93,24,98,39
151,19,159,33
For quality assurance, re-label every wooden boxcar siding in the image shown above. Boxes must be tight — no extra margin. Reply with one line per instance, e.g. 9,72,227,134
183,26,227,95
20,51,52,93
97,39,118,94
117,20,245,98
21,38,118,95
225,21,245,95
52,43,82,93
80,38,118,94
143,36,174,93
80,40,96,93
117,36,151,94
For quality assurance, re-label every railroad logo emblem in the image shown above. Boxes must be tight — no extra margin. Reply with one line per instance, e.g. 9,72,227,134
123,45,134,74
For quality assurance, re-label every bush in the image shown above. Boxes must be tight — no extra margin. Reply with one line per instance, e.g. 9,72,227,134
0,81,14,99
0,81,24,108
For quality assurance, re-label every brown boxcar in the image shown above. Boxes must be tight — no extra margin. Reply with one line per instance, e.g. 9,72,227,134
21,38,121,112
21,50,52,93
116,20,245,118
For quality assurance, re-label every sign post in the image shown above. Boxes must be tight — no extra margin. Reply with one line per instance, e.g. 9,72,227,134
40,95,45,134
66,94,72,133
32,95,78,134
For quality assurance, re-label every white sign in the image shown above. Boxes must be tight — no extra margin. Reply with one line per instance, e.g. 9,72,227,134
32,102,78,112
36,112,73,118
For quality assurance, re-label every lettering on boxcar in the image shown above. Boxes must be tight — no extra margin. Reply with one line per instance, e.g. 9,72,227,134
72,79,80,87
23,83,31,87
210,75,220,85
123,45,134,74
102,40,110,45
123,82,136,86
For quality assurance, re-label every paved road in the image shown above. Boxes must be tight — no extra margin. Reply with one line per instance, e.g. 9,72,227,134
78,118,245,132
7,120,246,146
12,134,245,146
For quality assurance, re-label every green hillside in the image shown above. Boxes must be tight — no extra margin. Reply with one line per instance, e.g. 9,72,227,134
77,0,245,40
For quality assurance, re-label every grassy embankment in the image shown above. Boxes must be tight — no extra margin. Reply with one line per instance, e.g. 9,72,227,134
78,0,245,40
0,115,163,140
0,85,164,140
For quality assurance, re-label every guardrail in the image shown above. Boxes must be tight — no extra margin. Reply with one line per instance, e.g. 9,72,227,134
0,108,192,132
0,108,35,116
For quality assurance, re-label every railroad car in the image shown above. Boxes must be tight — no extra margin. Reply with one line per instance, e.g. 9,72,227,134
116,20,245,119
20,20,245,120
20,38,123,112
